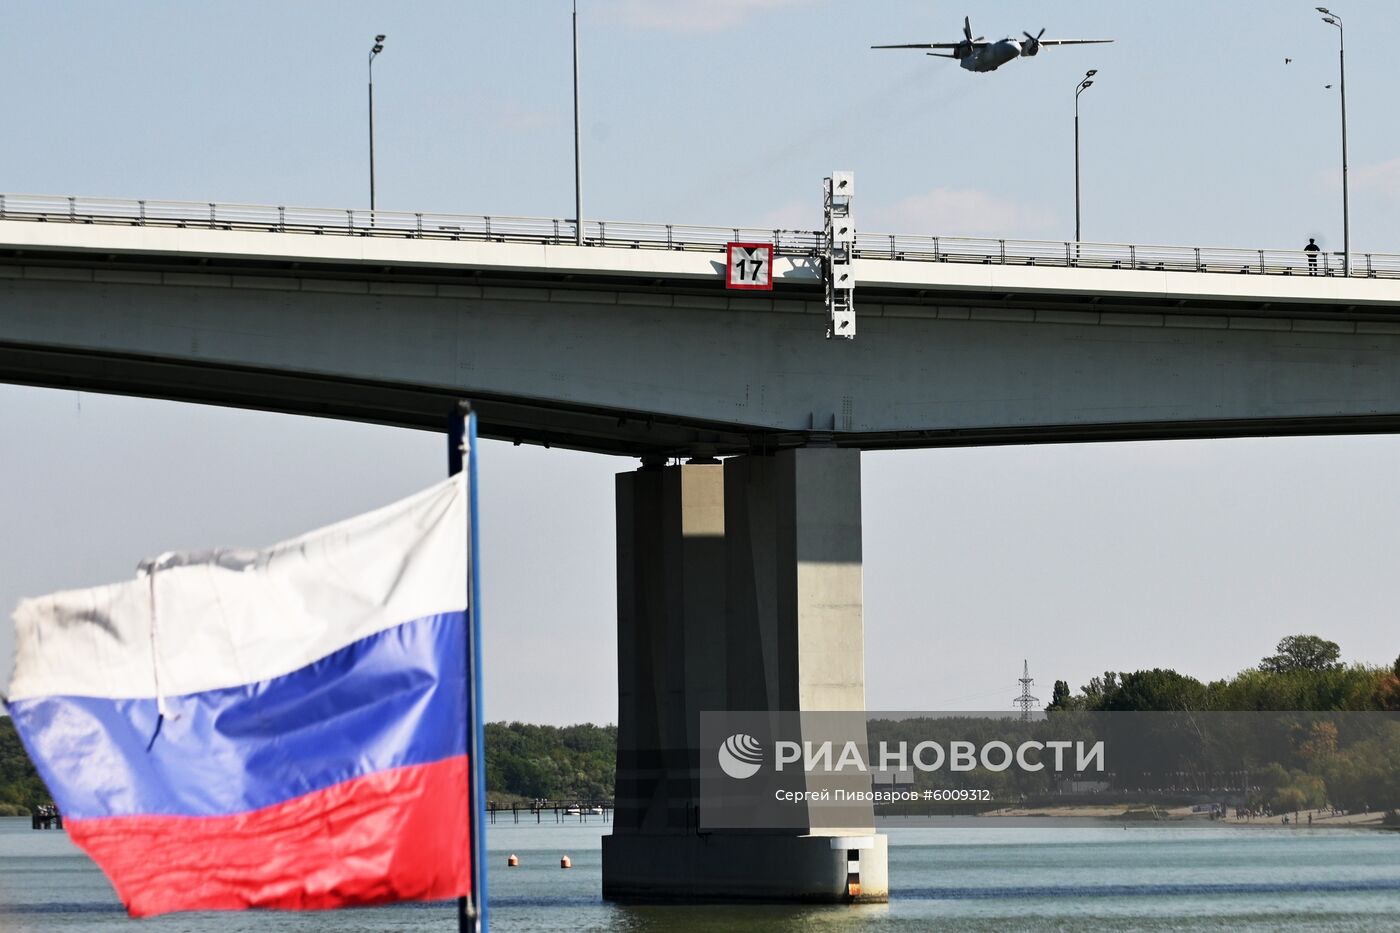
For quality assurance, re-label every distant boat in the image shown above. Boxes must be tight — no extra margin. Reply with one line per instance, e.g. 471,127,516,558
565,806,582,816
590,806,604,814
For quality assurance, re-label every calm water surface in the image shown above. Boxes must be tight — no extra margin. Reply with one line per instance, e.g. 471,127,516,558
1,817,1398,931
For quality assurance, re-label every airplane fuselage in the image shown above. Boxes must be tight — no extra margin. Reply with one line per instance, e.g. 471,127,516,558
962,38,1023,72
873,18,1109,74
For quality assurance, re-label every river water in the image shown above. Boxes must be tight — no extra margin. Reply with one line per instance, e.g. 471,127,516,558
1,817,1398,931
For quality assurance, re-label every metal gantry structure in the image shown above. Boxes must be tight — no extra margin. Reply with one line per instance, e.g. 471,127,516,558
822,171,856,339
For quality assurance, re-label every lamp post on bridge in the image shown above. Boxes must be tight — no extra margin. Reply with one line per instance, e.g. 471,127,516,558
1317,8,1349,277
572,1,583,247
368,34,386,212
1074,69,1096,247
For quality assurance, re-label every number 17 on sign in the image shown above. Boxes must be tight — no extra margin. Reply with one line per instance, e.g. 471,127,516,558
726,242,774,291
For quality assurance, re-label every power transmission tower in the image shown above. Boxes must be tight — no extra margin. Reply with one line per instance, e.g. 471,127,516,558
1013,659,1041,721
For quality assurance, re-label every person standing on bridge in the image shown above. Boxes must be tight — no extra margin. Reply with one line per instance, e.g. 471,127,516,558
1305,238,1322,275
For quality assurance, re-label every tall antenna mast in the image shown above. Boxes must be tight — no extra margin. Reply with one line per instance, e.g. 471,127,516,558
1013,659,1041,722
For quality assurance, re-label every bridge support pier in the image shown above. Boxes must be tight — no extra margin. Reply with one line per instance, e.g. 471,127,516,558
601,448,888,903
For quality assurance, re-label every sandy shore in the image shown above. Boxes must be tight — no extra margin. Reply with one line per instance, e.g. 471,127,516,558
1218,808,1391,828
979,804,1393,827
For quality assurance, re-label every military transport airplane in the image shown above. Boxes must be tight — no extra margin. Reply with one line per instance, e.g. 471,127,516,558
873,16,1112,73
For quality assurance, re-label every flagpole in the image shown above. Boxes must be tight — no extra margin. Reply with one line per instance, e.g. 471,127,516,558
451,401,488,932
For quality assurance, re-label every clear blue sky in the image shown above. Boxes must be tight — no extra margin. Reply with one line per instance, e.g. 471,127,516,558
3,1,1399,724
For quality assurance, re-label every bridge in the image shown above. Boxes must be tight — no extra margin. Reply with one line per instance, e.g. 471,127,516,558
4,193,1400,903
4,193,1399,457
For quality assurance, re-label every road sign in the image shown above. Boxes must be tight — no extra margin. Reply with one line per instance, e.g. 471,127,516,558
726,242,774,291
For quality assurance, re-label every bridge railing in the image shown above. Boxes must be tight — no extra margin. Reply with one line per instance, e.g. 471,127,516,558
0,193,1395,280
856,234,1380,278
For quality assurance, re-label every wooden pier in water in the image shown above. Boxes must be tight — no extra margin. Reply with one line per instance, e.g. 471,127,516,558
486,800,612,825
30,805,62,830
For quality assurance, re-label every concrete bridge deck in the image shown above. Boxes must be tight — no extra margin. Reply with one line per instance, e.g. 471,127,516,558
2,194,1398,457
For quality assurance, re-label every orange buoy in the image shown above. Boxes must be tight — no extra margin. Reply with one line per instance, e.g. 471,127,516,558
560,855,572,869
507,854,519,867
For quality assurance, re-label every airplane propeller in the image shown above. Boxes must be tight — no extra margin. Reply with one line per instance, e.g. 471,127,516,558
1021,27,1046,56
954,15,984,57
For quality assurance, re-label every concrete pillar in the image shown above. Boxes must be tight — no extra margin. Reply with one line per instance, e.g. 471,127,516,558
603,449,887,903
613,461,724,835
724,448,866,714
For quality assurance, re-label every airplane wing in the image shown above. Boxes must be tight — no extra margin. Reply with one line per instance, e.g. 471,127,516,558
871,42,984,49
1036,39,1114,46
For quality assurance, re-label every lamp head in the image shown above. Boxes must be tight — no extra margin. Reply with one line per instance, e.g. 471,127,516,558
375,34,386,42
1085,69,1098,77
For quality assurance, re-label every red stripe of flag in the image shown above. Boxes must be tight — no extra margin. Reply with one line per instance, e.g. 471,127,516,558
67,755,472,918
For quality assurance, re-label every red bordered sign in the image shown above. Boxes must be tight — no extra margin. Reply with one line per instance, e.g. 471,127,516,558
726,242,774,291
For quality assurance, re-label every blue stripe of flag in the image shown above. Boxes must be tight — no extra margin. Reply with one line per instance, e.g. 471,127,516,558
8,611,468,821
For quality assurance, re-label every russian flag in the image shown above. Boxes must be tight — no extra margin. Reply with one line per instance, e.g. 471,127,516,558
6,472,475,918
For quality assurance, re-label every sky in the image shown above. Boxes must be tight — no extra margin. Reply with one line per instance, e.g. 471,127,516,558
2,1,1399,725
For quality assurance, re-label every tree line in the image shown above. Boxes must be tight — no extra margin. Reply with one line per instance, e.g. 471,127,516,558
0,716,49,815
0,717,617,815
1045,635,1400,714
0,635,1393,814
881,635,1400,816
483,721,615,804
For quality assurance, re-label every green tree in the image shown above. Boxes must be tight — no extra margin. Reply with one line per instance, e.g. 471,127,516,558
1375,669,1400,712
1217,665,1383,711
1080,672,1118,707
1253,762,1327,814
484,721,616,802
1046,680,1072,711
0,716,50,813
1078,669,1209,712
1321,722,1400,813
1260,635,1342,674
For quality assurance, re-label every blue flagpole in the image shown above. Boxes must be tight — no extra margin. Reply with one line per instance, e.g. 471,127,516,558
451,402,488,933
467,407,488,932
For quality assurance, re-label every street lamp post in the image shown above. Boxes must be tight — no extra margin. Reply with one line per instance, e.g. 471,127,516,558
572,1,582,246
368,34,386,211
1318,8,1349,276
1074,70,1096,246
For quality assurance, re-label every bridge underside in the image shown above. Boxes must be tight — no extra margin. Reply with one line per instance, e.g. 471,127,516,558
0,341,759,456
10,341,1400,457
3,227,1400,457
